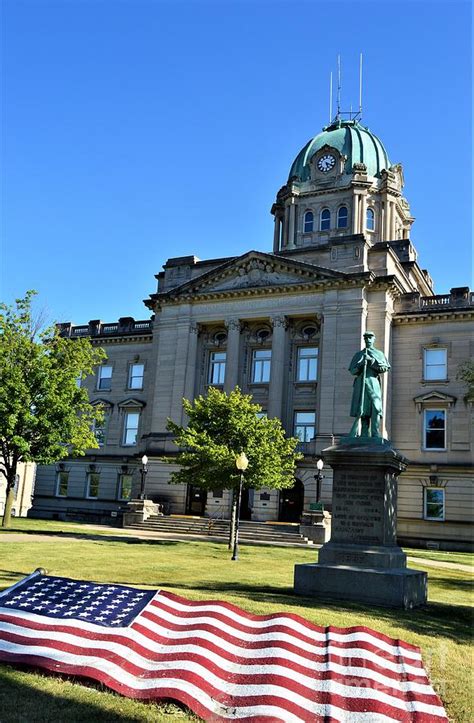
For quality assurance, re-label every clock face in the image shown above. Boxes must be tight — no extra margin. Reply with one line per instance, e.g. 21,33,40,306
317,154,336,173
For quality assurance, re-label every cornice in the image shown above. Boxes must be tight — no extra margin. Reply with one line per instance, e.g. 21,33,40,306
393,310,474,324
90,335,153,345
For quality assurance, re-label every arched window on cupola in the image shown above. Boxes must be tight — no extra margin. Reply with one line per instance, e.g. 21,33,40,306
320,209,331,231
366,207,375,231
337,206,348,229
303,211,314,233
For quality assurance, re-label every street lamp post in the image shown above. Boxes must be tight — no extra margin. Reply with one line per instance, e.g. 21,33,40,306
139,454,149,500
232,452,249,561
314,458,324,503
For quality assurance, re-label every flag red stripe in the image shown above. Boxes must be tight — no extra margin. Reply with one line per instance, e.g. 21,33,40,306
0,629,446,718
158,592,420,653
0,651,446,723
0,611,428,687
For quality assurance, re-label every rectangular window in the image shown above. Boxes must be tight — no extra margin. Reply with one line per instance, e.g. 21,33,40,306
424,487,445,521
256,411,267,419
297,347,318,381
93,412,109,446
252,349,272,383
423,348,447,381
123,412,140,446
98,365,113,390
118,474,133,501
294,411,316,442
424,409,446,450
86,472,100,499
208,351,226,385
56,471,69,497
128,363,145,390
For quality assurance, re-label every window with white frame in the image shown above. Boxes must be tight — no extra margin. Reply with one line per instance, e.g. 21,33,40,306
423,348,447,381
86,472,100,499
303,210,314,233
252,349,272,383
118,473,133,501
297,347,318,381
128,363,145,390
97,365,113,390
123,411,140,446
337,206,348,228
93,412,109,446
424,487,445,521
209,351,226,385
294,411,316,442
56,471,69,497
320,209,331,231
366,208,375,231
423,409,446,450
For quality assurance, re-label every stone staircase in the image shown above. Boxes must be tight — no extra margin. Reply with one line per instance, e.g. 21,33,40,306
124,515,314,547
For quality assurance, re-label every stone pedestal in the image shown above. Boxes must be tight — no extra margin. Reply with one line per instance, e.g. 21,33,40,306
123,499,161,527
294,440,427,608
300,510,331,544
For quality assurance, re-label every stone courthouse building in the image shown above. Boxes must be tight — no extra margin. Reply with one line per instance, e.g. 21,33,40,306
31,116,473,548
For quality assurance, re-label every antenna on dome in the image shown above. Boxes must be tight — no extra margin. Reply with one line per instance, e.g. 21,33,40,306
336,55,342,120
359,52,363,119
329,71,333,124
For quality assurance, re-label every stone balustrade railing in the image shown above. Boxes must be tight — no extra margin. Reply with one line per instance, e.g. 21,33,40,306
395,287,473,313
58,317,153,338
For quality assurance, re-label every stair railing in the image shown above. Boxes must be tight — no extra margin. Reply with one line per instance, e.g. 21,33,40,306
207,506,228,535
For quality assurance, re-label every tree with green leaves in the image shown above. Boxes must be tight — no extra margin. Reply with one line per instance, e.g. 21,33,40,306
457,359,474,401
0,291,106,528
167,386,302,550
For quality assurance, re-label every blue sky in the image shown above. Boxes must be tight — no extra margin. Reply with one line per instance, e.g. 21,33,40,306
1,0,472,324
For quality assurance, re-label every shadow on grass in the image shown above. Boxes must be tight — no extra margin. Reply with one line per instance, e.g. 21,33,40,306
152,579,473,643
0,529,185,546
0,663,194,722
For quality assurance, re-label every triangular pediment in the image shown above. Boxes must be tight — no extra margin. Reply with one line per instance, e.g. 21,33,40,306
414,390,457,412
161,251,346,299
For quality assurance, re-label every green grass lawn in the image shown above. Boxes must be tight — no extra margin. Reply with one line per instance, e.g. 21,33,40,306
0,524,472,722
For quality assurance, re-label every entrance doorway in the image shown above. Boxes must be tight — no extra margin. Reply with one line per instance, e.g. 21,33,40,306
240,488,252,520
279,479,304,522
186,485,207,516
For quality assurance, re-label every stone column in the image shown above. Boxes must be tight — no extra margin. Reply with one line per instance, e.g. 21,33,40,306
282,206,289,248
390,201,397,240
267,315,288,420
383,196,391,240
352,193,360,234
183,323,199,404
288,203,296,249
360,193,367,235
224,318,241,393
273,216,281,253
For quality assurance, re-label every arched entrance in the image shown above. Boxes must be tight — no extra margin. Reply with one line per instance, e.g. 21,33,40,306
279,479,304,522
186,484,207,516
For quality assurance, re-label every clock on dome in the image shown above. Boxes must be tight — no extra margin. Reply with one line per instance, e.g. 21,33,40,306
317,154,336,173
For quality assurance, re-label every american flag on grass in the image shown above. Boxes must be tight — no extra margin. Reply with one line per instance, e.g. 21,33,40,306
0,570,447,722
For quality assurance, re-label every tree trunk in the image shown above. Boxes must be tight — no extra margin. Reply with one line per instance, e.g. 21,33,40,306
228,488,237,550
1,469,17,529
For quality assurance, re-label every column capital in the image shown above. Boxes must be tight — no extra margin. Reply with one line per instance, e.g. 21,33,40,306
271,315,288,330
189,322,200,335
225,318,242,332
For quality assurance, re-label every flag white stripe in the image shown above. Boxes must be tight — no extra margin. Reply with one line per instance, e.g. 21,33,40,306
0,639,448,718
0,605,424,679
0,619,435,696
151,597,421,660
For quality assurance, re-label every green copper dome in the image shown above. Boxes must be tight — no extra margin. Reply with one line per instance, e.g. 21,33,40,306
289,119,391,181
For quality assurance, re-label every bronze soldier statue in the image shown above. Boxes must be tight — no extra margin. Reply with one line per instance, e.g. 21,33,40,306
348,331,390,439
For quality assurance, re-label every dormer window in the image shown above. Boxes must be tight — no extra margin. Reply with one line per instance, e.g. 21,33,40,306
337,206,348,229
320,209,331,231
366,207,375,231
303,211,314,233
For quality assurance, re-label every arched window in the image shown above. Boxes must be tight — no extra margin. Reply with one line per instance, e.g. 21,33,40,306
366,207,375,231
303,211,314,233
337,206,348,228
320,209,331,231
